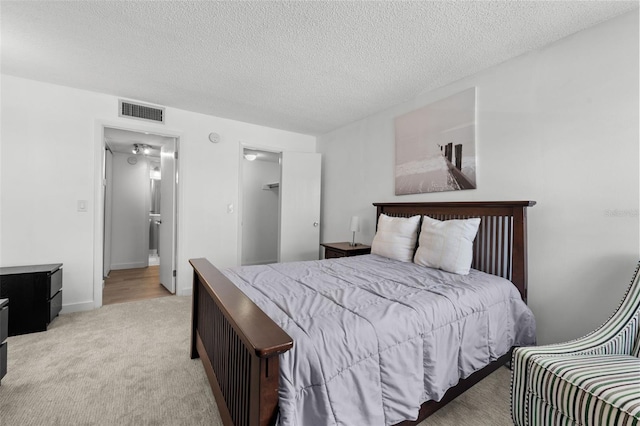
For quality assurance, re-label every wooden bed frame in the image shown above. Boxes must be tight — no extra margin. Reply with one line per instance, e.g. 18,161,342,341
190,201,535,426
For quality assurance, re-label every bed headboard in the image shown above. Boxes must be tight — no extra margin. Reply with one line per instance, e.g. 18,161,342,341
373,201,535,302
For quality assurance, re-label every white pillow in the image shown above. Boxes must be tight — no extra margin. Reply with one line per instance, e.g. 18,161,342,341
414,216,481,275
371,214,421,262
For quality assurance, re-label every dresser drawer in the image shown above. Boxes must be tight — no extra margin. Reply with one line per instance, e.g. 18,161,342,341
49,268,63,299
49,290,62,324
324,248,343,259
0,305,7,343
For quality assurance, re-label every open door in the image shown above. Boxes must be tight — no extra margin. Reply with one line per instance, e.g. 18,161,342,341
159,139,177,293
279,152,321,262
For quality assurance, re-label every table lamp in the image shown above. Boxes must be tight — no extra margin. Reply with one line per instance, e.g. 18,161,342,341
349,216,360,247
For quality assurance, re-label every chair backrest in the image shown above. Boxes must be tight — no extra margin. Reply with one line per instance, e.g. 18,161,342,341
628,263,640,357
610,262,640,356
564,261,640,356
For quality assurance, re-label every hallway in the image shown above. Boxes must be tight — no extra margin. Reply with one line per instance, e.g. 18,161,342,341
103,265,171,305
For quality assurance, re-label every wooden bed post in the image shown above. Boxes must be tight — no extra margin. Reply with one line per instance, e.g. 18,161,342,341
190,265,200,359
511,204,529,302
251,357,281,426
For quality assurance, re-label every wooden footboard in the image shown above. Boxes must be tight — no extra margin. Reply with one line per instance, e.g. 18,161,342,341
189,258,293,426
191,201,535,426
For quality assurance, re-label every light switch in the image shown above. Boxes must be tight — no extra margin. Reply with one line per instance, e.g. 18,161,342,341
77,200,88,212
227,203,234,214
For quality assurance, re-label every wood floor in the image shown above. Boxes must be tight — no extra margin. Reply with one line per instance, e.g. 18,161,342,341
103,265,172,305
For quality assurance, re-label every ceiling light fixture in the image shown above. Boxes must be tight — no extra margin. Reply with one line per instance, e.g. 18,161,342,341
132,143,152,155
244,153,257,161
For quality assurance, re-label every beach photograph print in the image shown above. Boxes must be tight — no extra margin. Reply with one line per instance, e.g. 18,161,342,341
395,88,477,195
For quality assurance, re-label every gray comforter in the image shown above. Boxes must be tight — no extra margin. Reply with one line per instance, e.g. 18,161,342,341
222,254,536,426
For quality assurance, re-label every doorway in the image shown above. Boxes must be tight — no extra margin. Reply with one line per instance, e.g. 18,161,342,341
241,148,281,266
102,127,178,304
239,148,322,265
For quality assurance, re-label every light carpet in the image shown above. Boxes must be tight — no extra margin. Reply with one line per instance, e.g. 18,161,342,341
0,296,512,425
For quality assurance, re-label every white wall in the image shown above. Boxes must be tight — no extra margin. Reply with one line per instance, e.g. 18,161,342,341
241,157,280,265
110,152,150,270
0,75,316,311
318,11,639,345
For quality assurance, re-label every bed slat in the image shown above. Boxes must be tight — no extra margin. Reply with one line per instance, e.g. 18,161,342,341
197,281,252,426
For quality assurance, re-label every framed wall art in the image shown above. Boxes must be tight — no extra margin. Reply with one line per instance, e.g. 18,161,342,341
395,88,477,195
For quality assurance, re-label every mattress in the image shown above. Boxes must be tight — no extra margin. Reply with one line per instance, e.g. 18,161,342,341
222,254,536,426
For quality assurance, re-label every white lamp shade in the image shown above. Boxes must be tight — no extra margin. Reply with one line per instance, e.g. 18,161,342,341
349,216,360,232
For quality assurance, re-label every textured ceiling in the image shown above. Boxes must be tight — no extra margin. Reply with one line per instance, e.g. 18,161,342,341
2,1,637,135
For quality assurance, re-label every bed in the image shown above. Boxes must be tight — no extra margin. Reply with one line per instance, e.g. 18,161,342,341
190,201,536,426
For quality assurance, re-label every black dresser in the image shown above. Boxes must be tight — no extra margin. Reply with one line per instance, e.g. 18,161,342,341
0,264,63,336
0,298,7,384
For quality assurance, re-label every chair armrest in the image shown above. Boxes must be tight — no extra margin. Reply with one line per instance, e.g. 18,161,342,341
520,316,638,358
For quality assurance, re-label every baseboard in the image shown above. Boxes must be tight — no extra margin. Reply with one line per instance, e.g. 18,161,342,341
241,259,278,266
110,261,148,270
60,300,95,314
178,287,193,297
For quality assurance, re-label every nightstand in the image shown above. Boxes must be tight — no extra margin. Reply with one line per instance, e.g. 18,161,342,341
321,242,371,259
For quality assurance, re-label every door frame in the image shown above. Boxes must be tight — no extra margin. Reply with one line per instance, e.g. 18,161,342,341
93,119,182,308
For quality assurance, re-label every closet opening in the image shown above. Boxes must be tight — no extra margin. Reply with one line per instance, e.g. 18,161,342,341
240,148,281,266
238,147,322,266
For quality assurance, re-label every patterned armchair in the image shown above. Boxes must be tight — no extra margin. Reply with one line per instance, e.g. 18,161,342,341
511,262,640,426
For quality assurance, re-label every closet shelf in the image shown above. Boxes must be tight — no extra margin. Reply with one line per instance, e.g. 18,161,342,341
262,182,280,190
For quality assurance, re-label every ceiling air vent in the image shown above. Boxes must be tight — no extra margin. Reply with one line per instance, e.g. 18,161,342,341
118,100,165,123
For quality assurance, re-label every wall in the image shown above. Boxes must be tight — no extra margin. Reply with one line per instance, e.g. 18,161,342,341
0,75,316,311
241,157,280,265
109,152,150,270
318,11,639,345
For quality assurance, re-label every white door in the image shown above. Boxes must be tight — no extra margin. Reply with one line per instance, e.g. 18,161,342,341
279,152,322,262
159,139,177,293
103,150,113,277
